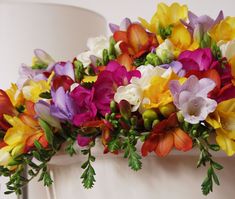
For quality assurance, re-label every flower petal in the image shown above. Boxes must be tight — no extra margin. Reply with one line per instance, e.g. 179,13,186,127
173,128,193,151
155,133,174,157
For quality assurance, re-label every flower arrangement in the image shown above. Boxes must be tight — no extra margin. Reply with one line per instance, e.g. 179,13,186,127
0,2,235,196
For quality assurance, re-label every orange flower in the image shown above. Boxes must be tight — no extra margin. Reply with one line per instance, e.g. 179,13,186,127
141,113,192,157
113,23,158,58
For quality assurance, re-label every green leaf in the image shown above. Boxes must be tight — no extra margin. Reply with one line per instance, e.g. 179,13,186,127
81,164,96,189
209,144,220,151
39,119,54,146
212,162,223,170
108,139,121,152
212,172,220,186
123,140,142,171
34,140,43,150
43,171,53,186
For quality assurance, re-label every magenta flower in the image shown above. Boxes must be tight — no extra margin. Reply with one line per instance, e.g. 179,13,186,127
93,61,140,116
169,75,217,124
77,134,92,147
178,48,217,72
71,86,97,126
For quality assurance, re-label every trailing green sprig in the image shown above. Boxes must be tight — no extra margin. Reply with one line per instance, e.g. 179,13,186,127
80,145,96,189
182,122,223,195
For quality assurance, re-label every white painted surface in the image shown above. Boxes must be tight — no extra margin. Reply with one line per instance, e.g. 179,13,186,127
0,0,235,199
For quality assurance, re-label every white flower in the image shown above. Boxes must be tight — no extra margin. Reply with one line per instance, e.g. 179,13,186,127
76,36,109,67
131,64,170,90
114,64,172,112
219,40,235,60
155,39,174,62
114,84,143,112
76,51,92,68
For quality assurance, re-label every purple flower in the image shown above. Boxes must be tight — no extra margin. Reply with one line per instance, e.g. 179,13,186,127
169,75,217,124
93,61,141,116
35,100,61,129
77,134,92,147
160,61,185,77
178,48,216,72
34,49,55,65
109,18,132,33
181,11,224,35
71,86,97,126
53,61,75,81
50,87,76,121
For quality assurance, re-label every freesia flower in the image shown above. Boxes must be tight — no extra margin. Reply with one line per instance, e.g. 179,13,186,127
76,36,109,67
155,39,175,63
17,64,47,89
0,90,17,130
71,86,97,126
0,113,47,166
50,87,76,122
181,11,224,41
113,23,158,58
77,134,92,147
22,72,54,103
139,2,188,32
170,75,217,124
53,61,75,81
209,17,235,42
178,48,214,72
109,18,131,33
114,65,178,112
141,113,193,157
34,49,55,66
206,98,235,156
94,61,140,115
6,84,24,107
35,100,61,129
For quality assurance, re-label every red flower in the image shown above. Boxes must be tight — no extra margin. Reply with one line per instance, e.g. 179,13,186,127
113,23,158,58
0,90,16,130
141,113,193,157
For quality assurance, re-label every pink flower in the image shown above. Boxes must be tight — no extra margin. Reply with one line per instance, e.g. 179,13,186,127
71,86,97,126
93,61,140,116
178,48,216,72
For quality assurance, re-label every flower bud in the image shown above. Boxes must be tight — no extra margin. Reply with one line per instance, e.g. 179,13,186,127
152,119,160,128
119,100,131,120
144,118,152,130
142,109,158,121
159,103,176,117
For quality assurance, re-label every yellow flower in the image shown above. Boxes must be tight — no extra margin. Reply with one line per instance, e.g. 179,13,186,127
169,24,198,54
209,17,235,42
22,72,54,103
0,115,37,166
206,99,235,156
6,83,24,107
143,70,179,109
139,2,188,32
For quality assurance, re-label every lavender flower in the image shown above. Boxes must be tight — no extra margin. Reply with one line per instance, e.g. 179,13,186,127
169,75,217,124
